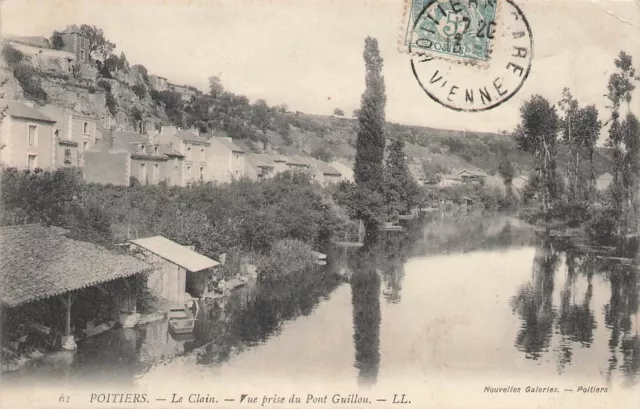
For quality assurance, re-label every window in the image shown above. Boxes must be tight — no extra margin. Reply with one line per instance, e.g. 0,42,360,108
187,146,192,161
186,166,192,179
83,141,88,153
173,157,178,168
64,148,72,164
80,50,85,61
200,148,205,161
153,164,159,182
139,163,147,184
140,144,145,152
154,146,159,155
27,155,37,170
83,122,89,134
28,125,37,146
199,167,204,180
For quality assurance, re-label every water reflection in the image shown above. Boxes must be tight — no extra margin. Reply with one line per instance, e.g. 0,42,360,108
510,236,640,386
349,248,381,386
511,238,560,359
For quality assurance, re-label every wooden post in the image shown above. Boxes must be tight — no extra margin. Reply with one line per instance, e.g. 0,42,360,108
59,293,77,350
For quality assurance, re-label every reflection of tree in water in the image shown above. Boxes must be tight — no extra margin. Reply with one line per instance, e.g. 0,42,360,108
555,251,597,373
604,263,640,386
350,247,381,387
186,269,343,366
510,237,559,359
379,231,410,304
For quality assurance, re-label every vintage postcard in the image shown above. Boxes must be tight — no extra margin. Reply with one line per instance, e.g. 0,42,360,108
0,0,639,408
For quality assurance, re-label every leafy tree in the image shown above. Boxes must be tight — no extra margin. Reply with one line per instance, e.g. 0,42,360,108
354,37,387,239
575,105,601,195
620,112,639,233
383,140,419,215
79,24,116,61
498,157,516,209
209,76,224,98
118,52,129,71
131,64,150,84
50,31,65,50
13,64,48,104
310,145,333,162
512,95,561,213
333,108,344,117
605,51,638,234
2,44,24,67
558,88,581,201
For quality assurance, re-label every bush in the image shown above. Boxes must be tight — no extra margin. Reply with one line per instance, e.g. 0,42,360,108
310,145,333,162
131,83,146,99
2,44,24,67
256,239,317,281
105,90,117,116
97,79,112,92
13,64,48,104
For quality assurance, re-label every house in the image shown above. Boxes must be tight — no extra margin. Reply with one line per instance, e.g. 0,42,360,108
167,83,200,101
155,126,210,184
329,161,355,183
457,169,487,183
6,35,51,49
596,172,614,191
436,174,463,188
149,75,168,92
285,155,312,173
304,157,342,186
83,130,184,186
61,25,90,63
0,224,153,350
128,236,219,306
0,100,57,170
245,153,276,180
39,104,98,168
206,136,247,182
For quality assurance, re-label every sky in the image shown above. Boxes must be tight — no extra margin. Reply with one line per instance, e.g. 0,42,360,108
1,0,639,141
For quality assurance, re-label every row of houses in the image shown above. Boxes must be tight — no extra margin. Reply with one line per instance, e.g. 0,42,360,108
0,99,354,186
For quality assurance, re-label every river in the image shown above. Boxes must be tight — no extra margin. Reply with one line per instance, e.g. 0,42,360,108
3,214,639,396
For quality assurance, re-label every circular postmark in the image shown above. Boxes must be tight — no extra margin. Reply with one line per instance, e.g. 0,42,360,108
407,0,533,112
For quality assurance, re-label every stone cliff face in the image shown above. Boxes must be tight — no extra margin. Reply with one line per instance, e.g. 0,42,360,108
0,42,166,132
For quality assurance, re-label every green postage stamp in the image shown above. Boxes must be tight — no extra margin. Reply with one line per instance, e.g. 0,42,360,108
400,0,502,65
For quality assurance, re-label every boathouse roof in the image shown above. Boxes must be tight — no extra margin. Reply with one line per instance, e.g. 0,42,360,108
0,225,153,308
129,236,219,272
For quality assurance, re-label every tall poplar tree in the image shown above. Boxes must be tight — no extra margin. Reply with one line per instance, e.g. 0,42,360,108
354,37,387,238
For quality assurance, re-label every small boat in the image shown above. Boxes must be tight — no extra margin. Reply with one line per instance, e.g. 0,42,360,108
168,306,196,334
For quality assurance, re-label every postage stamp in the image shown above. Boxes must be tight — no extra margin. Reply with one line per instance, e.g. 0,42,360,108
400,0,504,66
407,0,533,111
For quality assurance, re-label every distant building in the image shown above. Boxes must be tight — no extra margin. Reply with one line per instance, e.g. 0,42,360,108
457,169,487,183
167,83,200,102
329,161,355,183
6,35,51,49
83,130,183,186
39,105,98,168
61,25,90,63
155,126,210,184
245,153,276,180
596,172,613,191
128,236,219,305
437,174,463,188
304,157,342,186
0,100,57,170
206,136,247,182
149,75,169,92
408,161,426,186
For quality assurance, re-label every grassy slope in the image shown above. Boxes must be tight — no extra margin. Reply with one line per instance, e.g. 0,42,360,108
270,112,614,178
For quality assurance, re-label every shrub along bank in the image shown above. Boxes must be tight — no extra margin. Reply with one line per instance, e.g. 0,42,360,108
1,168,351,280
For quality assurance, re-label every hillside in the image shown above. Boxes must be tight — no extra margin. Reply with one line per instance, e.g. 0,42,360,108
0,39,613,181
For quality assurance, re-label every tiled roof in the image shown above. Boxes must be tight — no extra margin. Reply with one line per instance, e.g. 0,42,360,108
158,145,184,157
306,157,341,175
0,225,153,308
209,136,245,153
175,130,210,144
286,155,311,167
8,36,51,49
0,100,56,123
130,236,219,272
